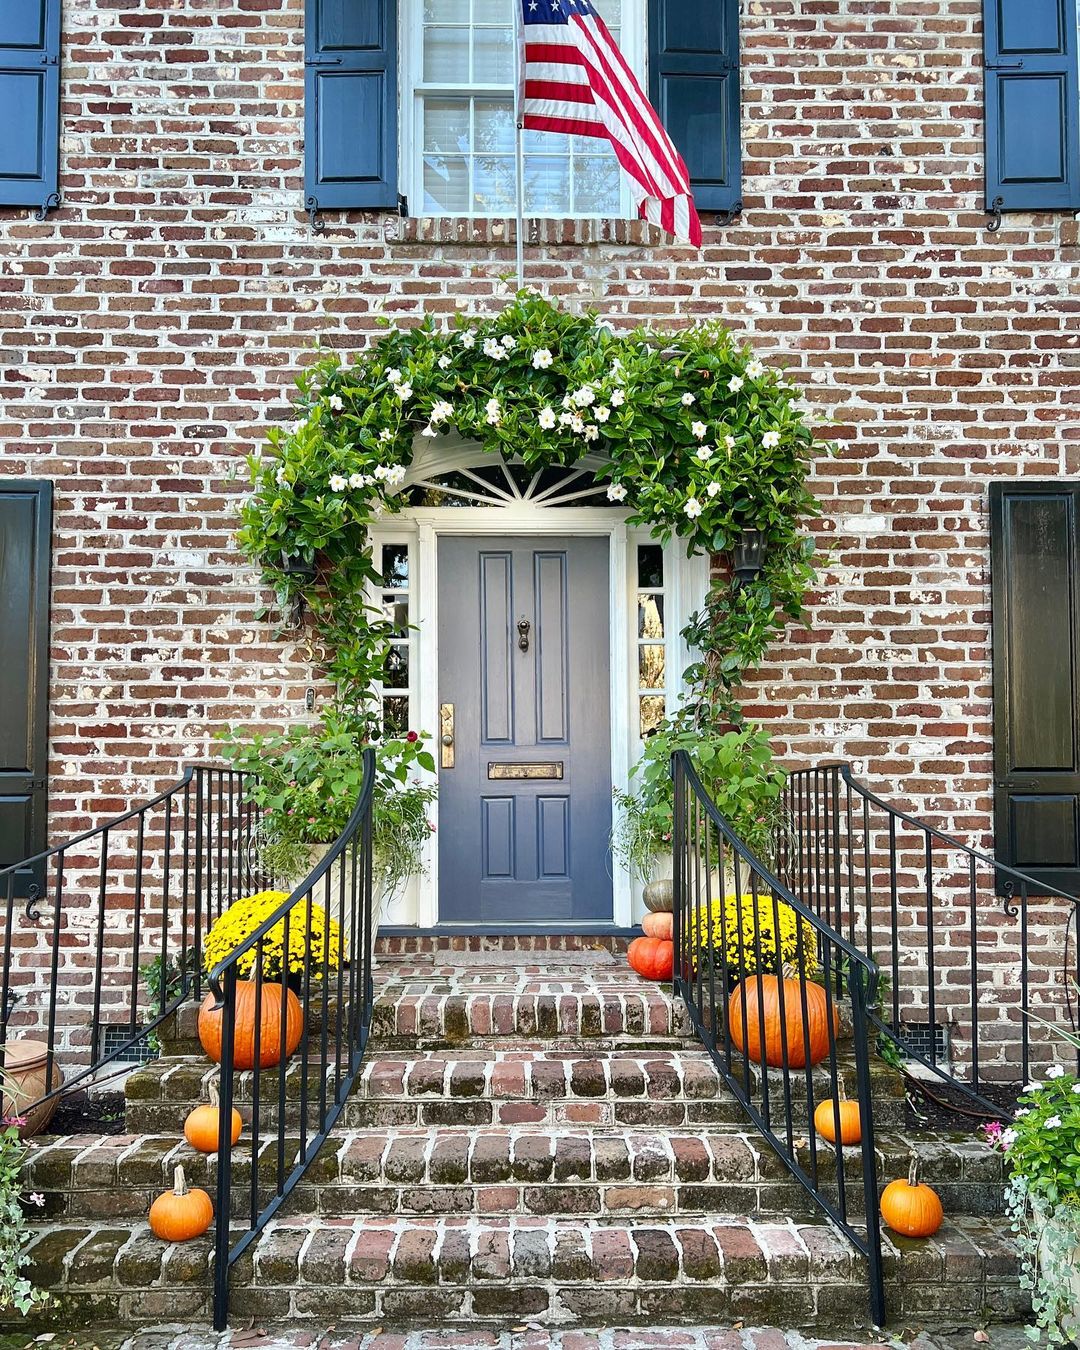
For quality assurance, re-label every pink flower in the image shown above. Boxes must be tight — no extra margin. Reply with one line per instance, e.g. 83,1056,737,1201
982,1121,1003,1144
2,1115,26,1127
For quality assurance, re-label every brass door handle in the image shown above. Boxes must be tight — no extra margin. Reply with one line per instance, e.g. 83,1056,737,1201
440,703,455,769
517,616,531,652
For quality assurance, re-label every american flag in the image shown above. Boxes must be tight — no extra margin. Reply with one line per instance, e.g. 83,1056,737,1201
518,0,702,247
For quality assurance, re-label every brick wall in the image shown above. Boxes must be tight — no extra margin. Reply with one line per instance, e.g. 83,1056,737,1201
1,0,1078,1054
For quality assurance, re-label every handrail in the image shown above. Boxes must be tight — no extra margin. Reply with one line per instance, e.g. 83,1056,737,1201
782,763,1080,1116
671,749,886,1326
0,765,261,1110
209,746,377,1332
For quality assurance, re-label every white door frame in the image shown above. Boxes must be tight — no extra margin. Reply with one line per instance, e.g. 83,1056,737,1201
369,505,709,929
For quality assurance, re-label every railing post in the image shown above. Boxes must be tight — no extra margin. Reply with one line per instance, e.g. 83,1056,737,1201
213,963,237,1332
849,965,886,1327
671,752,684,1001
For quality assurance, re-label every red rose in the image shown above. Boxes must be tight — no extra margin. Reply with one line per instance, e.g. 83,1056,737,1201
406,730,419,743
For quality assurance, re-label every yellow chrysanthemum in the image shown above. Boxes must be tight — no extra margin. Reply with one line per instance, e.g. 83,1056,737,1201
692,891,817,976
203,889,346,980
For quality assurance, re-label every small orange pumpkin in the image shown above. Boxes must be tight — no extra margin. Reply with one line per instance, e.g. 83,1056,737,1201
728,974,838,1069
641,911,674,940
627,935,674,981
880,1155,943,1238
198,980,303,1071
813,1096,862,1146
184,1084,243,1154
149,1164,214,1242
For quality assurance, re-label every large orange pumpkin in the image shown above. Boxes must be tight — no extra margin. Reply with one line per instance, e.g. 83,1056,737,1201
727,974,838,1069
880,1155,943,1237
813,1096,862,1146
641,912,674,940
627,936,674,981
149,1165,214,1242
198,980,303,1071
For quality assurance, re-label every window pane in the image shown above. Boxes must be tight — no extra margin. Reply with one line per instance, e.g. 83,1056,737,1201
526,155,571,214
473,155,516,212
383,594,410,635
381,543,409,586
424,27,471,82
424,99,470,155
639,644,665,690
474,99,514,154
425,155,471,212
474,0,513,20
572,154,620,214
383,696,410,737
473,25,514,82
640,695,665,739
637,544,664,589
384,643,410,690
425,0,467,19
638,594,664,640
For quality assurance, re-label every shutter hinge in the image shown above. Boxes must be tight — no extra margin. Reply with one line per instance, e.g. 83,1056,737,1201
306,195,325,234
984,59,1024,70
39,54,59,65
31,778,47,791
986,195,1004,233
305,56,343,66
398,193,409,217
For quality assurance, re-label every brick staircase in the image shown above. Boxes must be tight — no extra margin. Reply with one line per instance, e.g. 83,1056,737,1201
14,937,1025,1333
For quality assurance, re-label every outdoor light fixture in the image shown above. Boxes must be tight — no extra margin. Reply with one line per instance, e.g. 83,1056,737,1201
279,549,317,582
731,528,766,584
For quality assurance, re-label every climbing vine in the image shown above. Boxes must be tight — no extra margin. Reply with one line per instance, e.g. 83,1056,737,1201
237,292,826,730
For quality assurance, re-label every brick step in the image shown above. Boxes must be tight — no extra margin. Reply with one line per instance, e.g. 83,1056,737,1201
16,1213,1025,1331
24,1125,1005,1224
125,1047,906,1134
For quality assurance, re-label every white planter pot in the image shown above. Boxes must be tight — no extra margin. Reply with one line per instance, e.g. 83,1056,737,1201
1034,1200,1080,1340
285,843,388,961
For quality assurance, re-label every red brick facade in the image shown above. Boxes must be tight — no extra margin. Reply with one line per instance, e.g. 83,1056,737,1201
1,0,1078,950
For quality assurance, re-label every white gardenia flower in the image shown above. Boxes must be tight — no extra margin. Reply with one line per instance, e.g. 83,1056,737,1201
724,435,736,451
570,414,585,435
684,496,703,519
430,400,454,423
1000,1128,1018,1148
1046,1115,1063,1128
385,465,406,486
485,397,501,425
329,474,347,492
691,421,708,440
594,406,610,423
420,424,438,438
386,368,402,385
483,337,506,360
696,446,713,462
607,483,627,502
707,482,722,498
532,348,553,369
584,424,599,441
348,472,366,489
394,383,413,401
1047,1064,1066,1079
538,407,557,430
558,410,574,426
573,385,596,407
761,430,781,449
373,465,391,481
275,466,290,487
610,388,625,407
728,375,744,393
681,392,695,406
461,331,476,349
500,334,517,350
328,394,344,411
438,354,452,369
746,359,765,380
1072,1084,1080,1094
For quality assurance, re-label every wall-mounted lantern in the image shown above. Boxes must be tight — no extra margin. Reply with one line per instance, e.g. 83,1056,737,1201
731,528,767,585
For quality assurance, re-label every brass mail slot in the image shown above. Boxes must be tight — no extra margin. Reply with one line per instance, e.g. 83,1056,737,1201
488,762,564,781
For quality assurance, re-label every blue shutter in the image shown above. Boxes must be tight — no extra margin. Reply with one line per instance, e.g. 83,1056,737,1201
305,0,399,218
648,0,740,215
984,0,1080,214
0,0,61,215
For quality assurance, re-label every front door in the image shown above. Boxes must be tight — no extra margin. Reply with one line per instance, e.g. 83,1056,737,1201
437,534,613,924
0,481,52,899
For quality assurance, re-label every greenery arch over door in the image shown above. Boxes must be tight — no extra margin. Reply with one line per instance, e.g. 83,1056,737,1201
238,292,825,731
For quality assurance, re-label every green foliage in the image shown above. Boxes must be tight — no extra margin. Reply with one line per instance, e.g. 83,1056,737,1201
217,711,437,900
0,1115,49,1315
611,724,788,880
237,292,825,727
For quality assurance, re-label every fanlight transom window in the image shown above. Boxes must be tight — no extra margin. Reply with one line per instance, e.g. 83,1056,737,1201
396,435,613,509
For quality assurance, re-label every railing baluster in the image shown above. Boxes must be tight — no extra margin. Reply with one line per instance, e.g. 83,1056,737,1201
924,830,936,1068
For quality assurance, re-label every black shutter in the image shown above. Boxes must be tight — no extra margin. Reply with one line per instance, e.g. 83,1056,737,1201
991,482,1080,895
0,481,52,902
0,0,61,214
984,0,1080,214
305,0,398,217
648,0,740,214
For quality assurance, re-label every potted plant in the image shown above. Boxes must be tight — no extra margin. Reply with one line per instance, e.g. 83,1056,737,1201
0,1091,49,1316
217,711,437,934
612,722,789,912
691,889,818,995
984,1020,1080,1343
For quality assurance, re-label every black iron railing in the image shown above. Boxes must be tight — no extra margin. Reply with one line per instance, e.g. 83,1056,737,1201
0,767,261,1113
207,746,376,1332
671,750,886,1326
783,763,1080,1113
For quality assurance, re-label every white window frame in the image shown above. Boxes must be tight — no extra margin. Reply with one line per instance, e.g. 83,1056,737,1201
399,0,648,220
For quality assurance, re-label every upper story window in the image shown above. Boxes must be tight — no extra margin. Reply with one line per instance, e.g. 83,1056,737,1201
402,0,640,218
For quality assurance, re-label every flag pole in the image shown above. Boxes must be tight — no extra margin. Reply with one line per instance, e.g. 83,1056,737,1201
513,0,526,291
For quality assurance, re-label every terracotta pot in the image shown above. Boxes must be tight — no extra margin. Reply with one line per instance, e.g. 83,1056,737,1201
2,1039,63,1139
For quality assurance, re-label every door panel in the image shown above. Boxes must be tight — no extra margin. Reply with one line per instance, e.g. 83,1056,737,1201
438,534,613,923
0,481,52,899
991,482,1080,892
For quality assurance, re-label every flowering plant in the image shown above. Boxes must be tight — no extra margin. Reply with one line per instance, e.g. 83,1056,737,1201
984,1019,1080,1344
692,891,818,976
202,889,343,981
0,1092,48,1316
238,291,824,726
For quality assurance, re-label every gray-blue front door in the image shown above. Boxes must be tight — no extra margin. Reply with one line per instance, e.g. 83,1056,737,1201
437,535,614,924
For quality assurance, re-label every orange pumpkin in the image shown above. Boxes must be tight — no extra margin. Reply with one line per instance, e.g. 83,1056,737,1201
184,1085,243,1154
641,911,674,940
149,1165,214,1242
627,936,674,981
880,1155,943,1238
813,1097,862,1146
727,974,838,1069
198,980,303,1071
